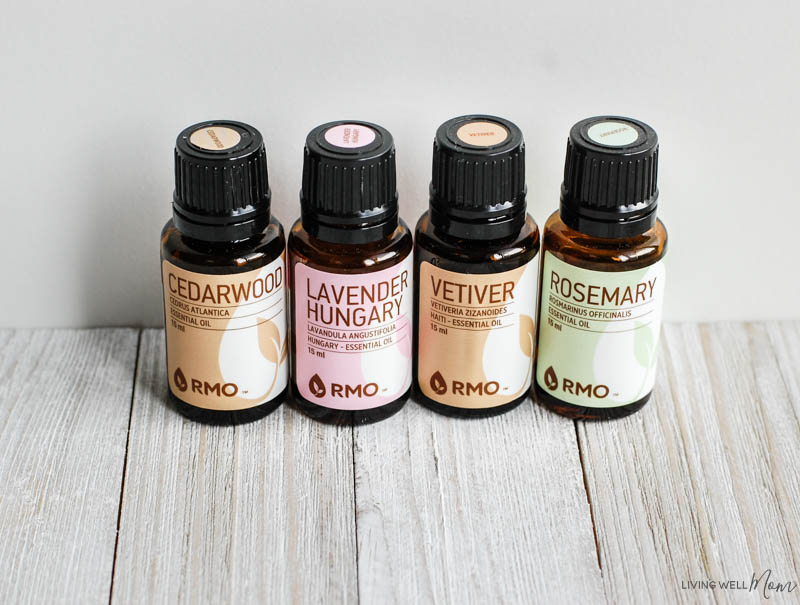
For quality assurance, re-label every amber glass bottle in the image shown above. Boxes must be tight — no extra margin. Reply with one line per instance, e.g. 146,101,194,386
534,116,667,420
289,121,413,425
161,120,288,425
414,115,540,418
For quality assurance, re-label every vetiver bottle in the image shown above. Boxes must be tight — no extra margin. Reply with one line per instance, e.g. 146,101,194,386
414,115,540,417
534,116,667,420
161,120,288,424
289,120,413,425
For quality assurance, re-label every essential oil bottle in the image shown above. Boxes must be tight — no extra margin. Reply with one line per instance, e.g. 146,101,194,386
161,120,288,424
288,120,413,425
534,116,667,420
414,115,540,418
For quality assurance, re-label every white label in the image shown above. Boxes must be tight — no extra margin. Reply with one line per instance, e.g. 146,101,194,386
586,121,639,147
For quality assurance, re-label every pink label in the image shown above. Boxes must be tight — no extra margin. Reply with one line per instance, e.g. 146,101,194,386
294,257,413,410
323,123,376,148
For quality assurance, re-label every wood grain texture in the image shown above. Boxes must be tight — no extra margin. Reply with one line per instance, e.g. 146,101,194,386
1,323,797,604
0,329,139,604
353,399,604,604
110,329,357,604
578,322,800,604
767,321,800,448
702,323,800,584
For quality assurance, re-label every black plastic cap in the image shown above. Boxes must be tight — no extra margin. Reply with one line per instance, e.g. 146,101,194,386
173,120,271,241
561,116,659,238
300,120,398,244
429,115,526,239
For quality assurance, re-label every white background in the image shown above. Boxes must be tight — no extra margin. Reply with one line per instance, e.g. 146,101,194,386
1,0,798,327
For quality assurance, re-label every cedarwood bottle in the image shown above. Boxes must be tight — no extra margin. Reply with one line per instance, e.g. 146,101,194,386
289,121,413,425
161,120,288,424
414,115,540,418
534,116,667,420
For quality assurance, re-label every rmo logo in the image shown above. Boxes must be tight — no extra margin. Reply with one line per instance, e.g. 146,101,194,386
429,371,501,397
308,373,379,399
543,366,609,399
173,367,238,397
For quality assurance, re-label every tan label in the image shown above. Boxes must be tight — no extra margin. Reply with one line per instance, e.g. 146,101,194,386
455,121,509,146
162,254,288,410
417,260,537,408
189,125,241,150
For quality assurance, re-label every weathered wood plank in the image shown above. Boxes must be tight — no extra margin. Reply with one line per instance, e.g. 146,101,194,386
735,323,800,574
353,398,604,604
578,322,800,604
111,329,357,604
0,329,139,604
768,321,800,439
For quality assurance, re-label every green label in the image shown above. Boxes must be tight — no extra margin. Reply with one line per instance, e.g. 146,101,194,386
536,252,666,408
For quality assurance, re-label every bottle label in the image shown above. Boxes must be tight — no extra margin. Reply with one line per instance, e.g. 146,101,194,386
293,257,413,410
536,251,666,408
161,254,288,410
323,123,376,148
417,260,538,409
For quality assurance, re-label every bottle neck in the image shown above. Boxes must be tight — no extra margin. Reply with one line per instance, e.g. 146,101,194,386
559,185,659,239
172,198,271,242
177,230,264,253
428,199,526,241
559,200,657,239
300,211,399,245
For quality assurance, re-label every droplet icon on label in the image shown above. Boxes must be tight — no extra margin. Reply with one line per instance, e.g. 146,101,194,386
174,367,188,392
544,366,558,391
308,373,326,398
430,371,447,395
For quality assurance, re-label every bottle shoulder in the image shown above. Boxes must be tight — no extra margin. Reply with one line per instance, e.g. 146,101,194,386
161,217,286,274
288,218,413,273
542,211,667,271
414,211,540,272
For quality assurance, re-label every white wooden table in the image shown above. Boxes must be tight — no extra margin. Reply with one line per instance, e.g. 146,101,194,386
1,323,799,604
